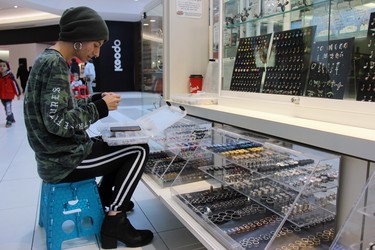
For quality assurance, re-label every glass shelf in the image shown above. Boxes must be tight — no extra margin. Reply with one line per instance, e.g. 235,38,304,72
224,0,330,29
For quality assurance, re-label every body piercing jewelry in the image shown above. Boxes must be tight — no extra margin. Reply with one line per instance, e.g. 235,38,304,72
73,42,83,50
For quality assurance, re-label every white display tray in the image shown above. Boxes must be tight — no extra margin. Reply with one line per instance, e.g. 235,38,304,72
99,104,187,146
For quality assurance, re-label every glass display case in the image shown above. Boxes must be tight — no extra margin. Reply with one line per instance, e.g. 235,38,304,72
331,170,375,250
221,0,375,102
171,127,340,249
144,116,213,187
141,3,163,94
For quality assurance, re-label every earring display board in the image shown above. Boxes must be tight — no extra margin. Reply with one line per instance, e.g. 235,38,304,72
356,12,375,102
263,26,316,96
230,34,272,92
367,11,375,37
229,27,316,95
306,38,355,99
222,0,375,103
171,128,340,249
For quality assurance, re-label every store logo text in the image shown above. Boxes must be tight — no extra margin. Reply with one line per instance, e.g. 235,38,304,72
112,39,123,72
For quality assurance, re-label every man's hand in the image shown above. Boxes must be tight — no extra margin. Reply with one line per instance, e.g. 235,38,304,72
102,92,121,111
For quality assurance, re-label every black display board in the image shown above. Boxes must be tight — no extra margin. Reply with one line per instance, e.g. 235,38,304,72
263,26,316,96
356,12,375,102
229,34,272,92
306,38,354,99
367,12,375,37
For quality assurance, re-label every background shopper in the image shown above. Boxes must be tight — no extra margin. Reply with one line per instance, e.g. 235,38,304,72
0,59,21,128
16,61,29,92
84,59,96,94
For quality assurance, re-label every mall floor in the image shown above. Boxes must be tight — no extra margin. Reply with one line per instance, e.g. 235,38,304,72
0,93,206,250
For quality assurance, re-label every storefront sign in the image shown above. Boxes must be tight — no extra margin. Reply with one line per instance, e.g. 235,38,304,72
112,39,123,72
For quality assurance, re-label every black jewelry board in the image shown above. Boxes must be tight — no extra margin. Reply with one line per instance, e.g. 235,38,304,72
230,34,272,93
306,38,354,99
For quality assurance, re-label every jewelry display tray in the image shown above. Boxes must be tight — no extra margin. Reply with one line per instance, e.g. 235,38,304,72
144,115,213,188
98,103,187,146
169,128,341,249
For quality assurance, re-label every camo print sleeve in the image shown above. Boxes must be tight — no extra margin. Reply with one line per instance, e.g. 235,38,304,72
40,54,100,137
24,49,105,182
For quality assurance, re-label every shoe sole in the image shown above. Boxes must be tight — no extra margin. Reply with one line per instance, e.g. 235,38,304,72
101,233,153,248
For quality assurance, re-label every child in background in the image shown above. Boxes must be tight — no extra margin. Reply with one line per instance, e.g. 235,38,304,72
71,72,83,88
0,59,21,128
71,72,83,96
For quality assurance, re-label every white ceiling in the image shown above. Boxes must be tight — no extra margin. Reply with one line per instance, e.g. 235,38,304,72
0,0,161,30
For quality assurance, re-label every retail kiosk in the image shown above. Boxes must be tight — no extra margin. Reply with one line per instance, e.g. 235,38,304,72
139,1,375,249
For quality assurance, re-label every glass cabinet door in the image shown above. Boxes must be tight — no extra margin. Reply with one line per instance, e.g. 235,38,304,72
221,0,375,101
141,4,163,95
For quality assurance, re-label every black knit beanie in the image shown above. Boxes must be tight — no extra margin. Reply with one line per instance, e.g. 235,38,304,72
59,6,109,42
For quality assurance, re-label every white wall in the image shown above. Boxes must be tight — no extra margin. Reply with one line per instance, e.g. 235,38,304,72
163,1,209,98
0,43,50,73
0,50,9,61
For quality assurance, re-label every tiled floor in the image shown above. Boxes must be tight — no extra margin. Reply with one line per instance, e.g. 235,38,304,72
0,94,206,250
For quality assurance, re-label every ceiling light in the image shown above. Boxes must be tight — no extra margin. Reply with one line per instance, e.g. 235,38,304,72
14,6,18,8
143,23,149,26
150,19,156,22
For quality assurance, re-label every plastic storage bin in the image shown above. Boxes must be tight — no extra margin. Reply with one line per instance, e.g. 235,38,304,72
98,104,187,146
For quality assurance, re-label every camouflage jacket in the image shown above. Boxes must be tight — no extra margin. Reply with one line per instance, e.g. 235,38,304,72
24,49,108,183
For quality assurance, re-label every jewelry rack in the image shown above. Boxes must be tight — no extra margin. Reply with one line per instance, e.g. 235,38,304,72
170,127,340,249
356,12,375,102
223,0,375,102
144,116,213,187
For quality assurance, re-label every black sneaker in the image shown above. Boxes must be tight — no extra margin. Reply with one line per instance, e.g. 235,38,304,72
122,200,135,212
5,121,12,128
9,114,15,123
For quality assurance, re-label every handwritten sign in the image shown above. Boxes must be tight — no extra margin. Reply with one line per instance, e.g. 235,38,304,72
306,38,354,99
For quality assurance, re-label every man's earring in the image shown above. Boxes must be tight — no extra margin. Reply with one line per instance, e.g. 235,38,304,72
73,42,83,50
